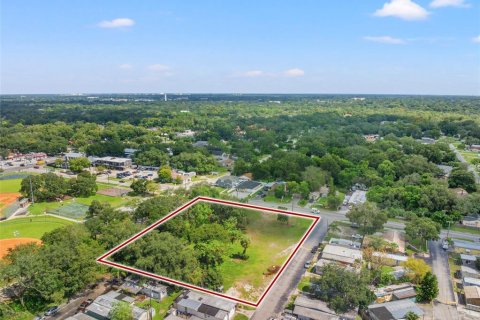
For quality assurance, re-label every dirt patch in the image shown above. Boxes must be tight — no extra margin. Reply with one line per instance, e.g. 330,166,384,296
0,193,21,211
0,238,42,259
275,244,296,258
97,188,130,197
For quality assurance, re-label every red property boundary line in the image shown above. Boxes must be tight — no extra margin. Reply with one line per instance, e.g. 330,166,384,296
96,196,320,307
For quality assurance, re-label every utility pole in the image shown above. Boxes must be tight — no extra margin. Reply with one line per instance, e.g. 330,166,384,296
446,220,452,240
29,175,34,204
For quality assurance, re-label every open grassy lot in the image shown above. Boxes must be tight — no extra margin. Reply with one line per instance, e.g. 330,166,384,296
217,210,313,300
263,194,292,203
0,216,75,239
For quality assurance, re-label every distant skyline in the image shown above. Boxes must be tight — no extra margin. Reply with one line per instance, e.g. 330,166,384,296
1,0,479,95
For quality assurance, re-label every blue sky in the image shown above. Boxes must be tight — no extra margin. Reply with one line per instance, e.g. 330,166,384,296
1,0,479,95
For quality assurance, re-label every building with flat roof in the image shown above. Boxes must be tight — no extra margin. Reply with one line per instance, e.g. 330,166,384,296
320,244,363,266
367,300,423,320
173,290,236,320
92,157,132,170
374,283,416,303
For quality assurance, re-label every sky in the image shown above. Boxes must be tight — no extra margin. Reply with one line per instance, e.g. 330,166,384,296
1,0,479,95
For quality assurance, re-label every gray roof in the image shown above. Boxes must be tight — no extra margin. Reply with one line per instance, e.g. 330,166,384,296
368,300,424,320
86,291,146,320
236,180,262,191
460,254,478,261
176,290,236,318
453,240,480,251
293,305,339,320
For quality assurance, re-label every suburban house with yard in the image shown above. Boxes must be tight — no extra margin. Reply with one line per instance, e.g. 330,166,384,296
215,176,242,189
77,291,152,320
172,290,237,320
233,180,264,199
373,283,417,303
119,277,168,301
314,244,363,274
293,295,357,320
372,252,408,266
171,170,196,184
92,157,132,170
367,299,423,320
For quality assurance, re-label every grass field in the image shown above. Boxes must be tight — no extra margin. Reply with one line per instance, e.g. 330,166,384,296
0,178,23,193
0,216,75,239
216,209,313,301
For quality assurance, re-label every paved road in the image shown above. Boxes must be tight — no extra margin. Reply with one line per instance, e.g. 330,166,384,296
449,143,480,184
428,241,459,320
251,217,330,320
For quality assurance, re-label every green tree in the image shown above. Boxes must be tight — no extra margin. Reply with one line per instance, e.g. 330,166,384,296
277,214,289,224
20,173,69,202
302,166,327,191
68,157,90,173
195,241,225,268
475,257,480,271
404,311,420,320
109,301,133,320
416,272,439,303
405,217,440,244
157,165,172,183
130,179,149,195
240,235,251,255
346,202,388,234
401,258,431,284
448,168,477,192
313,264,375,313
69,171,98,197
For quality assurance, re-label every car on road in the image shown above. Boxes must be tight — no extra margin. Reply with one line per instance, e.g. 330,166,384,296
77,299,93,313
304,261,311,269
44,306,59,316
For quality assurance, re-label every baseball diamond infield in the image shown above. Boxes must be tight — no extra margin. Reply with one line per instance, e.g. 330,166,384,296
96,196,319,307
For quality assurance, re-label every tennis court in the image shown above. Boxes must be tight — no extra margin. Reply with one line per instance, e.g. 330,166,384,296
47,202,89,219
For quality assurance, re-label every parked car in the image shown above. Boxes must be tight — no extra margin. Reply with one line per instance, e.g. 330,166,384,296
77,299,93,313
44,306,59,316
311,246,318,253
304,261,311,269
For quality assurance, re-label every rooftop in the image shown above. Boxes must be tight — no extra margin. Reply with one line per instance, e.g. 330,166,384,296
236,180,262,190
321,244,363,264
464,286,480,300
368,300,423,320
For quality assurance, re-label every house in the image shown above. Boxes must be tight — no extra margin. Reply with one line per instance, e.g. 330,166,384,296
192,141,209,148
467,144,480,152
462,216,480,228
381,230,406,254
171,170,196,184
464,286,480,312
347,190,367,206
454,240,480,251
374,283,416,303
293,295,356,320
215,176,240,189
319,244,363,266
437,164,453,178
92,157,132,170
329,238,361,249
461,265,480,279
367,300,423,320
84,291,152,320
211,150,228,161
120,277,168,301
372,252,408,266
173,290,236,320
461,254,478,265
463,277,480,287
124,148,138,158
64,152,86,161
420,137,436,144
175,130,196,138
236,180,263,193
364,134,380,143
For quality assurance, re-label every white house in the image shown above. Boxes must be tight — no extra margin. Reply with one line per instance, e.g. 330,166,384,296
173,290,236,320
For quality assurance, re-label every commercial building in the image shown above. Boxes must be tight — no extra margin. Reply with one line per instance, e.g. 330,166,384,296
92,157,132,170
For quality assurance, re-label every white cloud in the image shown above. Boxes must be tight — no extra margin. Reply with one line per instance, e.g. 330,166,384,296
119,64,133,70
473,35,480,43
98,18,135,28
148,64,170,72
284,68,305,77
364,36,407,44
241,70,265,77
374,0,430,20
430,0,469,8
